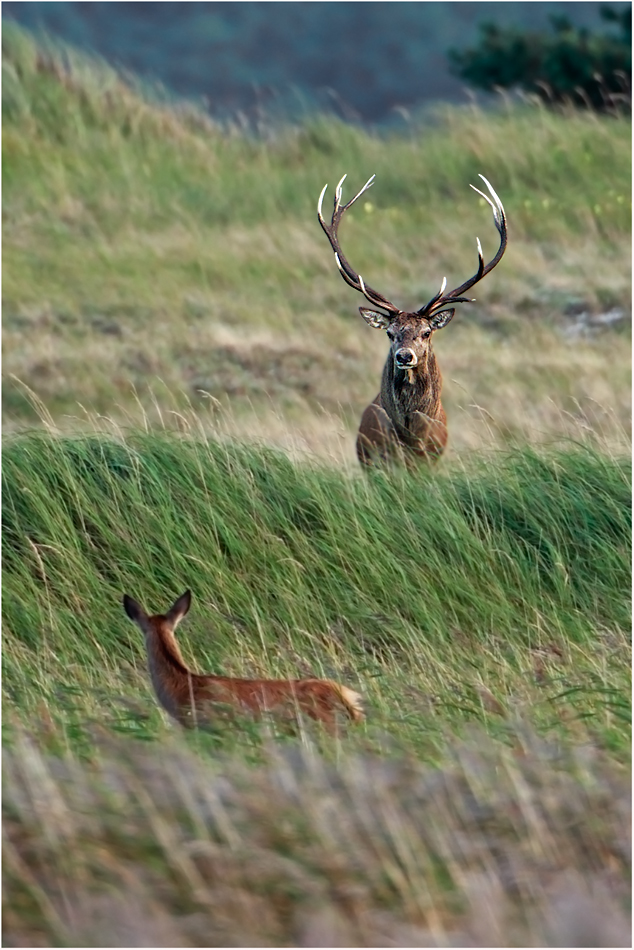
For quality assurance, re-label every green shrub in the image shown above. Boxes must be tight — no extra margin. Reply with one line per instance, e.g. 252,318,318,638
449,5,631,112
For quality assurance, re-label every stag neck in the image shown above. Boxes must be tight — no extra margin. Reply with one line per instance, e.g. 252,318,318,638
382,346,442,423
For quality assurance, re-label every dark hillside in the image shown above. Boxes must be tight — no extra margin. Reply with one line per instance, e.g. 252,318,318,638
2,1,621,122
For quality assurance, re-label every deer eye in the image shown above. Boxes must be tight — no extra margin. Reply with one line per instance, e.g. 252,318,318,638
386,328,396,341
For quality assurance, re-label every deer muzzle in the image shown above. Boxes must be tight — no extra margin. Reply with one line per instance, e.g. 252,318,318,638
394,348,418,369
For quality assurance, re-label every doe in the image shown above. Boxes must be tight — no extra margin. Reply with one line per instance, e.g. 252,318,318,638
318,173,507,466
123,590,364,732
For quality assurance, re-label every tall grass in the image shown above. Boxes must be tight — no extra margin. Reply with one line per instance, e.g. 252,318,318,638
4,728,630,947
3,428,631,944
3,428,630,760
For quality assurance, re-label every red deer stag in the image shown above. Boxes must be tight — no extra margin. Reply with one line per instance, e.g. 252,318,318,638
318,173,507,466
123,590,364,732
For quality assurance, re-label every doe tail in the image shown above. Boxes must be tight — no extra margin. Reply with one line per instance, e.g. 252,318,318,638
330,682,365,722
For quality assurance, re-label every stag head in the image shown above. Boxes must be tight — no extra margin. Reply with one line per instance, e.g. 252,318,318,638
318,172,507,375
358,303,455,373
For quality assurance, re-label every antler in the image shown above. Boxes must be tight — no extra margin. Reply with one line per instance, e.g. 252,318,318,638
318,174,401,315
418,174,507,317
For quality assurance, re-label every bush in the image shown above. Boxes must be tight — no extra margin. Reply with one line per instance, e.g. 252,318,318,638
449,5,631,112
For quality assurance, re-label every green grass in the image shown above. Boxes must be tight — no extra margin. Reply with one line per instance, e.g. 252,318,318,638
3,429,630,760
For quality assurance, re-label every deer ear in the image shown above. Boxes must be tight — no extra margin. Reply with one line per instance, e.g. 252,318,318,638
359,307,393,330
123,594,146,624
166,590,192,627
428,308,455,331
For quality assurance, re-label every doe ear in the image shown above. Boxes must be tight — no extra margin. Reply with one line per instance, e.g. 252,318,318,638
359,307,393,330
123,594,146,624
428,308,455,331
166,590,192,627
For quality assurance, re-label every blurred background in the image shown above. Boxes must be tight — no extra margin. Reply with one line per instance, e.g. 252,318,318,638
3,1,631,122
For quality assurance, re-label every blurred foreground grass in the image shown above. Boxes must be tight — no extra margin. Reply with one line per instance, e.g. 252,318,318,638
4,728,630,947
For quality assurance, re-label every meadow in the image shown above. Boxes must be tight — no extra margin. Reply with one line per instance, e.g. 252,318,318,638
3,24,631,461
2,25,631,947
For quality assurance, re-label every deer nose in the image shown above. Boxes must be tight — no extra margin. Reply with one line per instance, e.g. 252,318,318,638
395,348,417,368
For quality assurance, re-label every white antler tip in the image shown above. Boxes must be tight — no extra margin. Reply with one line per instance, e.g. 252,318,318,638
477,174,505,215
358,275,366,292
335,173,347,202
479,174,497,197
439,276,447,295
317,183,328,217
470,183,495,212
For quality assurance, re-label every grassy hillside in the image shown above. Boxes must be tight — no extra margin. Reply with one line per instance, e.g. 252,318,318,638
3,24,631,463
3,1,615,121
4,430,630,757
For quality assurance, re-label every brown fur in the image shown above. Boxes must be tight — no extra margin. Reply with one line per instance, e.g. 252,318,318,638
123,590,364,732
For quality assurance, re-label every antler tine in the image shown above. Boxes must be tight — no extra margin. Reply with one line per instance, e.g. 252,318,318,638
318,174,375,224
420,174,507,315
472,174,505,231
340,173,375,211
317,183,329,224
417,275,447,315
318,174,401,315
335,173,348,205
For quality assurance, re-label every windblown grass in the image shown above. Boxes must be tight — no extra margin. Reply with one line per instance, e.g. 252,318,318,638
3,429,631,949
3,428,630,761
